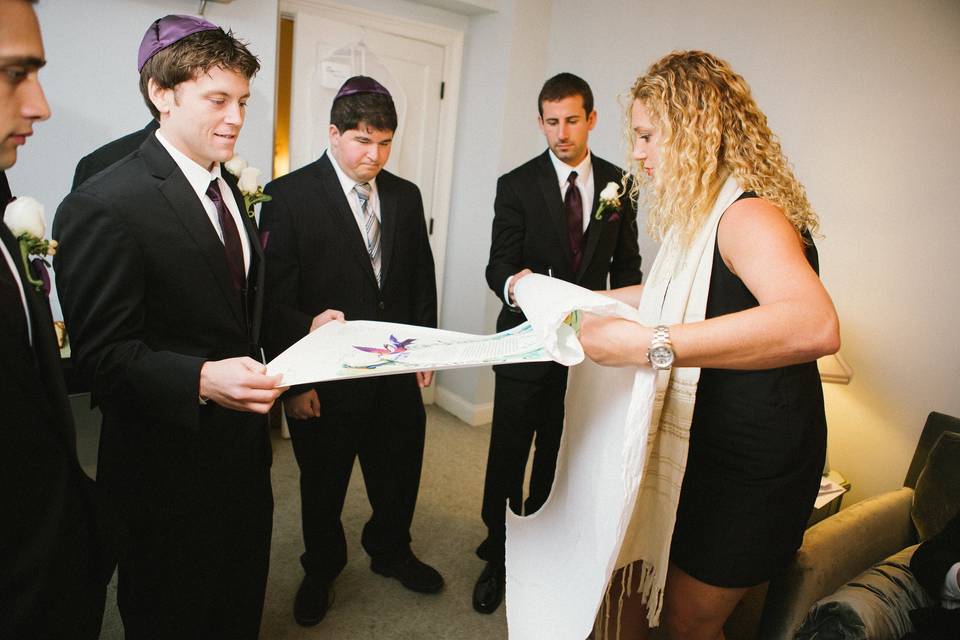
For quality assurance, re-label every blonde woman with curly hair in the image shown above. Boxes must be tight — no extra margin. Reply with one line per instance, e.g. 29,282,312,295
580,51,840,639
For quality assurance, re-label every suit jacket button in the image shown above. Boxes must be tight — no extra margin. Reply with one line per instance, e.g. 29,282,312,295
378,301,385,310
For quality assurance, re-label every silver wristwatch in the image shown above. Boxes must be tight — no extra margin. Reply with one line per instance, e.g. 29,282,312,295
646,325,675,370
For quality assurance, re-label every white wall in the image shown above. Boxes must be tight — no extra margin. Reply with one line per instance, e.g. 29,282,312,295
541,0,960,505
8,0,279,317
433,0,554,423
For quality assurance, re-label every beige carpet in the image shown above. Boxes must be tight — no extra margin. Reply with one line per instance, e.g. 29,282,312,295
96,405,509,639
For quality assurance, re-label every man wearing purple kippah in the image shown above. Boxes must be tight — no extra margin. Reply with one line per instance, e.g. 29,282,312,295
1,2,114,638
53,15,282,639
261,75,441,626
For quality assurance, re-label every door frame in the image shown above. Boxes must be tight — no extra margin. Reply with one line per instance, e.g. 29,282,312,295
278,0,464,318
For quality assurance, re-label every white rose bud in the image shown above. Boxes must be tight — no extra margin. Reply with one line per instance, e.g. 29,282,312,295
238,166,262,195
4,196,46,238
224,155,248,177
600,181,620,201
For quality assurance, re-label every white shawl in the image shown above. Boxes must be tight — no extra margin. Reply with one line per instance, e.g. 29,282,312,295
610,175,744,627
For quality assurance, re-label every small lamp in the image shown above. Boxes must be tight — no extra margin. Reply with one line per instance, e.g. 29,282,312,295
818,352,853,385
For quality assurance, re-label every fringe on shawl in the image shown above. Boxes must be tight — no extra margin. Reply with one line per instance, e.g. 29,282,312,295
592,560,664,640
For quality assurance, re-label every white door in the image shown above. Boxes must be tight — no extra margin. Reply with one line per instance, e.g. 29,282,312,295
283,1,460,403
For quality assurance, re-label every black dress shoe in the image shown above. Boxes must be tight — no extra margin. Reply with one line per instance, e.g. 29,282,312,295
370,551,444,593
293,575,333,627
472,561,504,614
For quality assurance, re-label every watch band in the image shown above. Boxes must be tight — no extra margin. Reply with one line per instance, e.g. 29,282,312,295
651,325,670,346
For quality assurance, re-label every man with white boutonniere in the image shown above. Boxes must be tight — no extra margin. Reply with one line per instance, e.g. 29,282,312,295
53,15,284,639
1,1,114,638
476,72,643,614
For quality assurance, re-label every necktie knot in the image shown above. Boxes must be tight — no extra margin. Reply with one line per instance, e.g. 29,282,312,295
206,179,223,205
567,171,578,187
354,182,372,205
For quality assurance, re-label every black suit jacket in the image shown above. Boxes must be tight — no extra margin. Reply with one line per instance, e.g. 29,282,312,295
0,178,112,634
912,510,960,598
53,134,269,522
486,151,643,380
71,120,159,190
909,510,960,637
261,153,436,403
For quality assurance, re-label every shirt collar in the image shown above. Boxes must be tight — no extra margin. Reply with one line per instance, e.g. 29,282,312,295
327,149,377,197
155,130,222,199
548,148,592,188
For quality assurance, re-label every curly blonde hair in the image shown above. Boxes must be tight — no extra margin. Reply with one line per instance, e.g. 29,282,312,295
625,50,818,245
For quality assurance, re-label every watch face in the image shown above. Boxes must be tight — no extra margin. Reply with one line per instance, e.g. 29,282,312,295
650,345,674,369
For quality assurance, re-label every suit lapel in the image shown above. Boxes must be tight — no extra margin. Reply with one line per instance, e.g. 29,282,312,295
227,174,265,344
141,136,244,327
0,170,11,204
24,273,77,453
577,156,608,281
0,222,37,402
0,216,77,455
316,155,380,288
535,152,573,269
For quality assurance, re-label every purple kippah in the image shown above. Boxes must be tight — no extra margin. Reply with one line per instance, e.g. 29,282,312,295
334,76,392,101
138,15,220,72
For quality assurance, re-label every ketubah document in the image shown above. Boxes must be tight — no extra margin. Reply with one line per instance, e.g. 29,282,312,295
265,274,638,386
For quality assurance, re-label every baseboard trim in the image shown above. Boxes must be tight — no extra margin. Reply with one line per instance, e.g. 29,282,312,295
435,385,493,426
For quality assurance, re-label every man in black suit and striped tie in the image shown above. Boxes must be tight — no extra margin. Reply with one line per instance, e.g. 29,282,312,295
262,75,441,627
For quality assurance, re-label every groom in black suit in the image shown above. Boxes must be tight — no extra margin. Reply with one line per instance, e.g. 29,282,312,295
53,16,284,639
262,76,440,627
475,72,643,613
1,2,112,637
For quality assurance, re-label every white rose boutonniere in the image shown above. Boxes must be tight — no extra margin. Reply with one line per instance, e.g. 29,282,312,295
4,196,57,293
238,167,261,195
595,181,623,221
224,154,271,217
224,155,248,176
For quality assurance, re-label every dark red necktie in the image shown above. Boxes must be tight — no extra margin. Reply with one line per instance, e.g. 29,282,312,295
565,171,583,273
206,179,246,294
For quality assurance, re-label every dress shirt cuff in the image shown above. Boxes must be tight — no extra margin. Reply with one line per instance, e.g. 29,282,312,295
503,276,517,308
943,561,960,601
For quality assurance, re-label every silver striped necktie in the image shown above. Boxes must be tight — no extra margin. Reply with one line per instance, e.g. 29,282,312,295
354,182,381,286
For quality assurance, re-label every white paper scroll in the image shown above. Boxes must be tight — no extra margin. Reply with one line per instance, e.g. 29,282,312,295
266,320,551,386
265,274,634,386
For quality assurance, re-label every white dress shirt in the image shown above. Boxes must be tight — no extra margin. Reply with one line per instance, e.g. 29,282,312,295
0,238,32,345
155,131,251,272
548,149,595,234
328,150,381,246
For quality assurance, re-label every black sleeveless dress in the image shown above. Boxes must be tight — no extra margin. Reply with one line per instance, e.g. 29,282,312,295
668,193,828,588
